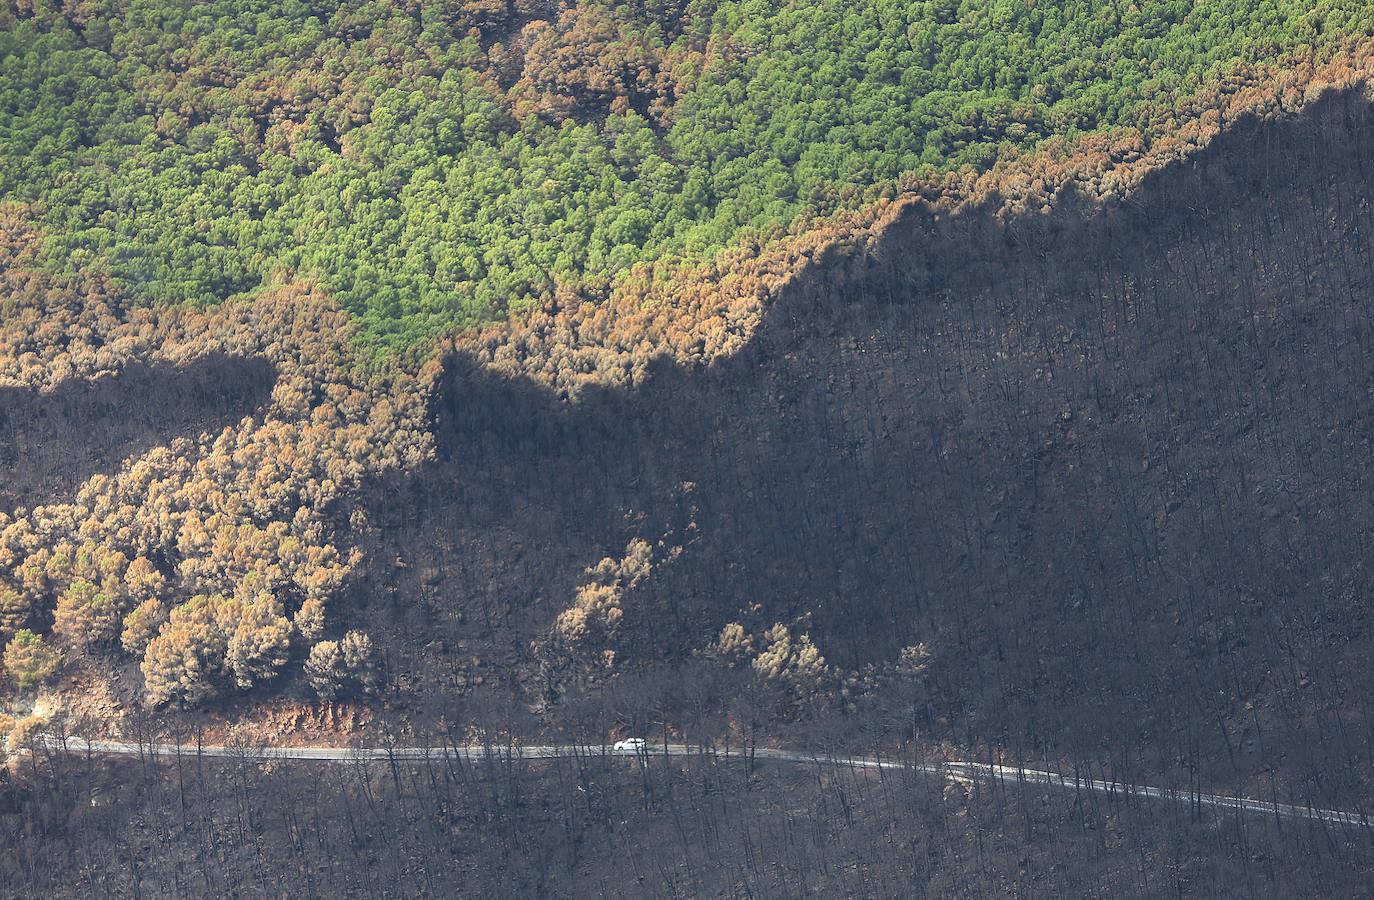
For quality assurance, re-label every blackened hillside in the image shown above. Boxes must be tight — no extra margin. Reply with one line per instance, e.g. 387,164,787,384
0,355,275,511
361,87,1374,809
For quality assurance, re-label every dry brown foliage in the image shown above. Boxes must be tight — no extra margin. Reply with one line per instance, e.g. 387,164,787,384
0,226,434,705
507,6,711,125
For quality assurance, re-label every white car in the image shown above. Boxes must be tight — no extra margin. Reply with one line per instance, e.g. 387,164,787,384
613,738,647,753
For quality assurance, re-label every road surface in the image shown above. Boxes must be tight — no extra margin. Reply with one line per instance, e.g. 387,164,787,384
25,733,1370,831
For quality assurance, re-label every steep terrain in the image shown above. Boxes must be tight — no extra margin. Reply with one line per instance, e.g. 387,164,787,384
8,7,1374,896
3,53,1374,884
353,85,1374,811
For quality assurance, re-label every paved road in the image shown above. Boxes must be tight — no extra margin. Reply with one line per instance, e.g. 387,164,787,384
27,734,1370,830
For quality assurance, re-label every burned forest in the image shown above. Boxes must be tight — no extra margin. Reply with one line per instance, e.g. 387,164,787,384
5,19,1374,897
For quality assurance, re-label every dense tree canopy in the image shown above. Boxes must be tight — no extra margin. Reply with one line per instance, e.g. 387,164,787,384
2,0,1369,354
0,211,432,705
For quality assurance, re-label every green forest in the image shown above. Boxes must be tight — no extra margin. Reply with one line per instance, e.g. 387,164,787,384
2,0,1369,354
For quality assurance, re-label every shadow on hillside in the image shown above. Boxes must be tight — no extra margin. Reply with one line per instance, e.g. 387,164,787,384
360,87,1374,802
0,354,276,511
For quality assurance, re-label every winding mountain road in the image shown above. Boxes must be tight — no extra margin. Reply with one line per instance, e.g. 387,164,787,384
28,734,1371,831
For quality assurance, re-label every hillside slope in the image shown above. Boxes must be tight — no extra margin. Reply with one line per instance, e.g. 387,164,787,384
355,83,1374,811
2,53,1373,823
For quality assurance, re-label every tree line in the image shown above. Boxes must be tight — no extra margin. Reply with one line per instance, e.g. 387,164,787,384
1,0,1370,354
